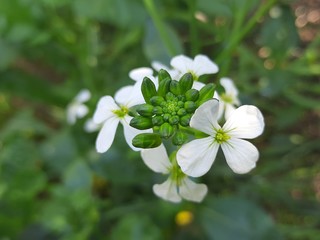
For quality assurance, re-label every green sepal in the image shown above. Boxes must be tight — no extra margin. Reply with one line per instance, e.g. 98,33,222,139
184,101,197,113
130,116,153,130
141,77,157,103
172,131,188,146
136,104,154,117
152,116,164,126
158,69,172,83
153,106,163,115
169,115,180,125
185,89,199,101
159,122,174,139
177,108,187,116
157,79,171,97
132,133,162,148
180,114,191,127
150,96,165,106
170,80,181,96
179,73,193,93
197,83,216,106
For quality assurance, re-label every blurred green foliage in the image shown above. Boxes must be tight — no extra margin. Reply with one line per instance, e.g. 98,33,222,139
0,0,319,239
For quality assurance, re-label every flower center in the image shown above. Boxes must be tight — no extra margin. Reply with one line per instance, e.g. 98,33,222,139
214,129,230,144
112,105,128,118
220,93,233,104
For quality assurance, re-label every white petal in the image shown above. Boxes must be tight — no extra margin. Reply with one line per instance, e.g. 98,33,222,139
220,78,238,97
190,99,220,135
221,138,259,174
84,118,100,132
179,177,208,202
177,137,219,177
141,144,171,174
75,89,91,103
114,85,134,105
192,81,205,91
66,105,77,124
193,54,219,76
93,96,119,124
224,103,236,120
129,67,154,82
151,61,170,72
96,117,119,153
125,79,145,107
153,179,181,203
213,92,224,121
223,105,265,139
170,55,193,73
75,104,89,118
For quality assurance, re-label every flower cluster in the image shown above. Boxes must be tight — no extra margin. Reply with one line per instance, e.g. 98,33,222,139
67,54,265,203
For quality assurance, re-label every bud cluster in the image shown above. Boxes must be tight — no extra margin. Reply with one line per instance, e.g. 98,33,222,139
130,70,215,149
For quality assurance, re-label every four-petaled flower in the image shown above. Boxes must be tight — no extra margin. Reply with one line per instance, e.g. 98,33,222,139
177,99,264,177
170,54,219,90
214,78,240,120
66,89,91,125
141,144,208,203
93,82,148,153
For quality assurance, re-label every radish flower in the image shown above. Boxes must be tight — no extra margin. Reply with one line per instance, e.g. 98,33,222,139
66,89,91,124
93,82,148,153
170,54,219,90
141,144,207,203
177,99,264,177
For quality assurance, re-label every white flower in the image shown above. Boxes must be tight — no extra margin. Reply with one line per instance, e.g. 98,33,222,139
141,144,208,203
214,78,240,120
170,54,219,90
177,99,264,177
93,82,148,153
151,61,180,80
66,89,91,125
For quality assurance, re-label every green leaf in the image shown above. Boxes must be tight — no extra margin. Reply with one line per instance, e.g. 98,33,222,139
199,197,283,240
111,214,162,240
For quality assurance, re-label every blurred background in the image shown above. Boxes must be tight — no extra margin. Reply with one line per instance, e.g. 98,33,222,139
0,0,319,239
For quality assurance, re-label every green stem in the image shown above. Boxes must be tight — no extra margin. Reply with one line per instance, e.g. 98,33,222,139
217,0,277,77
143,0,177,56
187,0,199,56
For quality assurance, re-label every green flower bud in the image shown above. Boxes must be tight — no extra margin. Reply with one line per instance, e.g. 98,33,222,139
158,79,171,97
184,101,197,113
158,69,172,83
169,115,180,125
152,116,164,126
153,106,163,115
185,89,199,101
150,96,165,106
136,104,154,117
153,126,160,132
163,113,170,122
177,95,186,101
166,92,175,101
170,80,181,96
130,116,153,130
132,133,162,148
141,77,157,104
197,83,216,106
159,122,174,139
177,108,187,116
172,131,188,146
179,73,193,93
180,114,191,126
